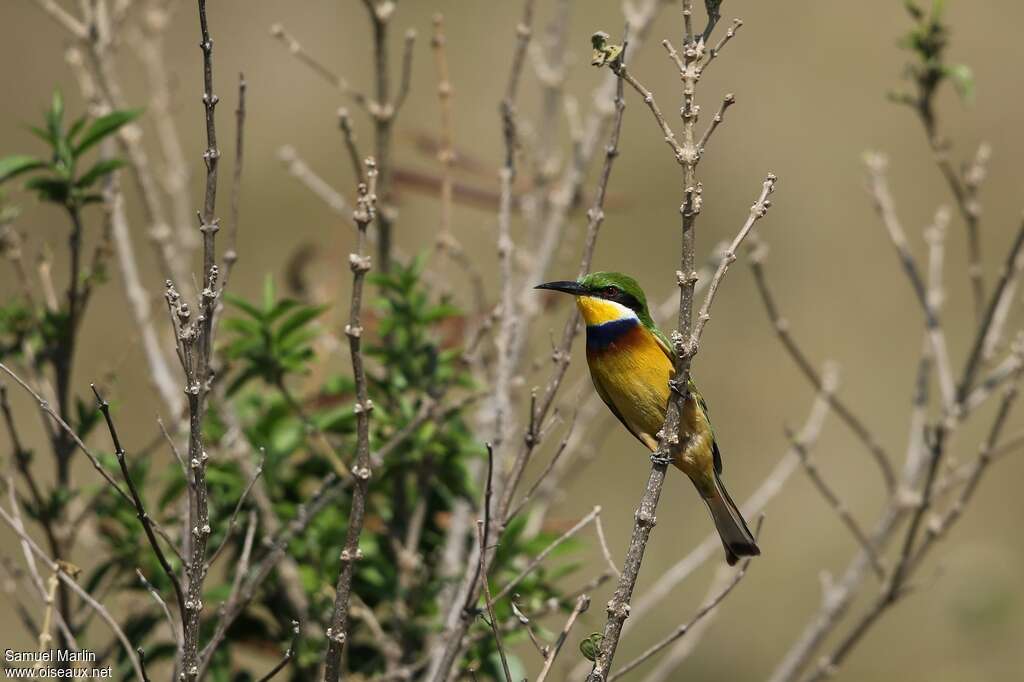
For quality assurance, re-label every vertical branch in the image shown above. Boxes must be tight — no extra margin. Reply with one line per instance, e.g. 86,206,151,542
360,1,415,271
322,160,378,682
175,2,225,678
588,6,771,678
222,73,247,285
476,521,514,682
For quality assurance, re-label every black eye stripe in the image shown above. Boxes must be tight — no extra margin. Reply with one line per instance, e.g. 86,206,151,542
595,286,641,312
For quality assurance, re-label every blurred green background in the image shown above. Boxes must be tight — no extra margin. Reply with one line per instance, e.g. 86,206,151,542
2,0,1023,679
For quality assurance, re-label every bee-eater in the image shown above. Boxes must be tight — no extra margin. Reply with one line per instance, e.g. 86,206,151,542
536,272,759,565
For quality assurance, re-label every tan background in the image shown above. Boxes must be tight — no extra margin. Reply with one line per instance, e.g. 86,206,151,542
2,1,1023,680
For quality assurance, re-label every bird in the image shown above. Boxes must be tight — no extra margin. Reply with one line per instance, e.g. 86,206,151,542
536,271,759,565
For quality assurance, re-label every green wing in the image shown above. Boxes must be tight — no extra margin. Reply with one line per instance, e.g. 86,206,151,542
649,321,723,474
695,387,723,475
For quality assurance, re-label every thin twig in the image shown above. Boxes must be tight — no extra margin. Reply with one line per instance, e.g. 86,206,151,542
609,518,764,681
222,73,247,286
322,159,379,682
687,173,776,355
476,521,513,682
91,385,187,626
493,505,602,603
594,513,621,578
269,23,368,108
787,386,885,579
748,238,897,489
207,447,264,569
0,363,131,505
697,92,735,155
0,504,144,680
137,569,182,648
255,620,300,682
536,594,591,682
865,154,956,413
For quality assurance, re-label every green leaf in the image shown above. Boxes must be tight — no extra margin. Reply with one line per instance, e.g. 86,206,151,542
25,176,70,204
276,305,326,343
76,158,127,188
46,90,64,140
904,0,924,19
68,114,88,141
224,293,264,320
73,109,143,157
263,275,276,312
945,63,974,103
0,156,46,184
580,633,603,661
26,125,54,146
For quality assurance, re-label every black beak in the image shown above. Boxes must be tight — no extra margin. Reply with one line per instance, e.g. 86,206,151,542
535,280,587,296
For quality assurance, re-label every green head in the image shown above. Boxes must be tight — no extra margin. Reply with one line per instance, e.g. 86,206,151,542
536,271,656,328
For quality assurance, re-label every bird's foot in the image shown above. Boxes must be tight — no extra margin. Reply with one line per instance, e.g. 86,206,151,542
650,452,672,467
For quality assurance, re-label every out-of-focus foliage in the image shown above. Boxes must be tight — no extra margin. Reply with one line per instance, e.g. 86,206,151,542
0,97,138,563
0,90,140,207
892,0,974,110
87,256,585,679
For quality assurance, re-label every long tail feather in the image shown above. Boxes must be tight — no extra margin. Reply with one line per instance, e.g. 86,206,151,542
705,472,760,566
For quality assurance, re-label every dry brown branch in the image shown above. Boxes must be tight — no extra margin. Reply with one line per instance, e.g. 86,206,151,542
322,159,378,681
697,92,735,155
493,505,602,603
0,504,144,680
477,521,514,682
426,3,538,677
207,448,264,569
0,363,132,505
222,73,247,285
277,145,352,218
254,620,300,682
786,369,885,579
609,518,763,681
587,8,774,676
337,108,366,186
865,153,956,413
91,385,187,627
269,23,369,108
536,594,591,682
804,347,1023,682
198,475,343,674
136,569,181,649
748,237,897,489
639,564,733,682
105,179,182,415
568,374,832,679
687,173,776,354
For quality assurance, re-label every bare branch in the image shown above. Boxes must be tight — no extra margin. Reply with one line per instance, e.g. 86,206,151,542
255,620,300,682
323,159,379,681
687,173,776,354
786,373,885,578
477,521,514,682
207,448,264,569
0,504,144,680
493,506,602,603
269,23,369,108
222,73,247,285
91,385,187,628
748,238,897,489
697,92,735,155
609,518,763,681
136,569,181,649
0,363,132,505
536,595,591,682
865,153,956,413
